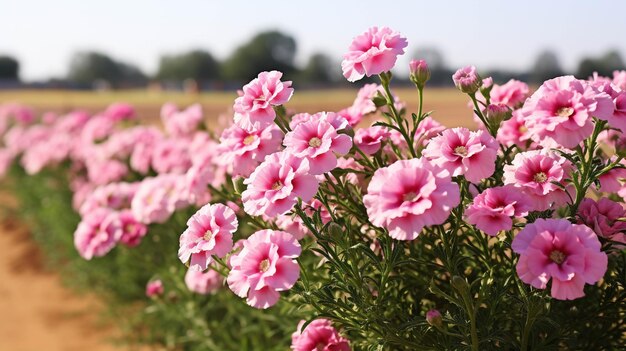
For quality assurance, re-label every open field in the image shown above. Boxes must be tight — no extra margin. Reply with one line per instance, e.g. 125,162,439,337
0,88,475,128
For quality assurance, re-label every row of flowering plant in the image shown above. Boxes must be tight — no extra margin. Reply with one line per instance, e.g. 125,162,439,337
2,26,626,350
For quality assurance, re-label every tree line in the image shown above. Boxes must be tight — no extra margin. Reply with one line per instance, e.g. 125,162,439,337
0,30,624,88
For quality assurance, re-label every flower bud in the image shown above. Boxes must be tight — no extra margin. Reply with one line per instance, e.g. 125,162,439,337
409,59,430,88
426,309,443,328
452,66,481,94
484,104,512,127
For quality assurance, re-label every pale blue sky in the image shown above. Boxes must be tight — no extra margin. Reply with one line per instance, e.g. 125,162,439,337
1,0,625,81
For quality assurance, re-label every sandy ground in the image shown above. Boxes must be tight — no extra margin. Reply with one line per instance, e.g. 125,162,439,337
0,215,126,351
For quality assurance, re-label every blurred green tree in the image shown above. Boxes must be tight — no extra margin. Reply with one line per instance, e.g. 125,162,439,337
0,55,19,80
531,50,565,83
297,53,339,85
67,51,146,86
577,50,625,78
223,30,297,82
156,50,220,82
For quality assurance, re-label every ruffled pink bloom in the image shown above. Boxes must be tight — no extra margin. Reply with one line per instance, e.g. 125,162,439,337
178,203,238,271
604,91,626,133
161,103,204,137
490,79,529,108
284,118,352,174
233,71,294,131
227,230,301,309
79,181,138,216
522,76,614,148
242,151,319,217
184,269,222,294
291,319,351,351
0,148,14,177
217,123,283,177
503,150,573,211
116,210,148,247
341,26,408,82
452,66,481,93
496,110,533,148
104,102,135,121
363,158,460,240
289,111,349,131
74,208,121,260
85,159,128,186
354,126,389,155
151,138,193,175
131,175,189,224
465,185,532,236
613,70,626,91
512,219,608,300
0,103,34,125
577,198,626,244
146,280,164,297
423,127,499,183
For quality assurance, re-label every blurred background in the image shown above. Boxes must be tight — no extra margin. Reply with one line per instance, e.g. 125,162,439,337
1,0,626,120
1,1,626,350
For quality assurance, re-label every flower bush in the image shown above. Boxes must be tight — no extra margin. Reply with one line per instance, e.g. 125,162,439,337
1,26,626,350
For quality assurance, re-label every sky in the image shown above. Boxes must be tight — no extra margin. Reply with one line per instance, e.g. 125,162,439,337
1,0,625,81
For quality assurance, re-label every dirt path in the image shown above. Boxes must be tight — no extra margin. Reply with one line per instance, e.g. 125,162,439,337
0,216,128,351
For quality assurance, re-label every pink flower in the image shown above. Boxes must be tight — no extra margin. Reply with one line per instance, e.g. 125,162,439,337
490,79,529,108
423,128,499,183
131,175,190,224
74,208,120,260
354,126,389,155
465,185,532,236
291,319,351,351
227,230,301,309
151,138,192,175
496,110,533,148
363,158,460,240
425,310,443,327
613,70,626,91
178,203,238,271
512,219,608,300
341,26,408,82
184,269,222,294
217,123,283,177
604,91,626,133
233,71,294,131
146,280,164,298
242,151,319,218
577,198,626,244
284,118,352,174
79,181,138,216
503,150,573,211
161,103,204,137
522,76,614,148
409,59,430,87
117,210,148,247
290,111,349,131
104,102,135,121
452,66,481,94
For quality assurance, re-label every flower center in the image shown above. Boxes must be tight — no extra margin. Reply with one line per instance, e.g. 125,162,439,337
518,125,528,134
315,343,326,351
243,135,256,145
454,145,468,157
259,259,271,272
403,192,419,202
203,230,213,241
533,172,548,183
309,137,322,148
271,181,283,191
556,107,574,117
549,250,566,265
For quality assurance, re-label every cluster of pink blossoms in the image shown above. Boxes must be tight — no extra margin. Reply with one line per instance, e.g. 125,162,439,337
6,25,626,348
